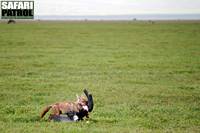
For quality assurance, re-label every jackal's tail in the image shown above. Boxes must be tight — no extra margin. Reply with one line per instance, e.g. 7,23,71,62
40,105,52,118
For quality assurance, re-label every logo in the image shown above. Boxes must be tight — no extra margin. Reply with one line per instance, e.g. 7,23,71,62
1,1,34,19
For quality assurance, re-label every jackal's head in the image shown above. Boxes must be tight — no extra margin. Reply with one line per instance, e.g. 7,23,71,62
76,95,88,111
75,89,94,120
76,89,94,112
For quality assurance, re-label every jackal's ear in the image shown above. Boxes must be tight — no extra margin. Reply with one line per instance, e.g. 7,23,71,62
76,94,80,102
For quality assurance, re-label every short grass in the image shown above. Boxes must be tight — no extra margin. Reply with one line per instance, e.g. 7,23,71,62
0,21,200,133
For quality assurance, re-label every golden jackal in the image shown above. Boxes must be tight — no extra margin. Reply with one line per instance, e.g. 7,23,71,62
40,89,94,121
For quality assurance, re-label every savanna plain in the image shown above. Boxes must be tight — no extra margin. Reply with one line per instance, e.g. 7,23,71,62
0,21,200,132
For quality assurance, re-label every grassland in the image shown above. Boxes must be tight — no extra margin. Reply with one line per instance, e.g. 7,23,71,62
0,21,200,132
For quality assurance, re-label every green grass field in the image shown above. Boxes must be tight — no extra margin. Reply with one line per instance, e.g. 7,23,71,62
0,21,200,132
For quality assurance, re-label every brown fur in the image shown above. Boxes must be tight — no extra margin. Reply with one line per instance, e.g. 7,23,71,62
40,97,88,120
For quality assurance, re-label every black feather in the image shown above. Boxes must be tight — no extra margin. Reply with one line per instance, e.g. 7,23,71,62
88,94,94,112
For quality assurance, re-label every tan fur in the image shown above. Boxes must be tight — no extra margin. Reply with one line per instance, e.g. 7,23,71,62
40,97,88,120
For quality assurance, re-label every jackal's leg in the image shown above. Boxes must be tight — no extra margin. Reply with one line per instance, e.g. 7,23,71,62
48,114,54,121
48,105,61,121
